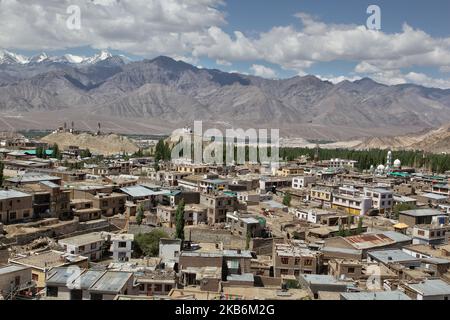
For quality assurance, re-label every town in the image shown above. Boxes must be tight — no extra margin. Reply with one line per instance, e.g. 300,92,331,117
1,127,449,301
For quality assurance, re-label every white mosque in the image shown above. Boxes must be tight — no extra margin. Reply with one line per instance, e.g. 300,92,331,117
374,151,402,175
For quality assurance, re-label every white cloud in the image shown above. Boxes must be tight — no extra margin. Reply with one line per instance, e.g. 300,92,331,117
250,64,277,79
0,0,225,57
0,2,450,88
216,59,232,66
316,74,362,84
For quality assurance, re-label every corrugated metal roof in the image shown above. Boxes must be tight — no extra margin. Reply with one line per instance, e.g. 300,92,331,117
408,279,450,296
341,291,411,300
0,189,32,200
368,249,420,265
0,264,30,275
89,271,132,293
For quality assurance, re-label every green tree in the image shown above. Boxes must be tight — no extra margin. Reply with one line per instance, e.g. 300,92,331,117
51,143,62,160
393,203,416,220
134,230,169,257
357,217,364,235
175,200,186,241
246,231,251,250
80,149,92,158
337,223,346,237
283,194,292,207
136,204,145,226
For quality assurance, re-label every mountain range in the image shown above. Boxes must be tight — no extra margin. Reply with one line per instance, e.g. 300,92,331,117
1,50,450,140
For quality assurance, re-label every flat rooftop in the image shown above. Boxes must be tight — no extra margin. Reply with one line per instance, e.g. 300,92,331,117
341,291,411,300
400,209,444,217
58,232,103,246
0,264,30,275
407,279,450,296
368,249,420,265
0,189,31,200
10,250,87,270
88,271,133,294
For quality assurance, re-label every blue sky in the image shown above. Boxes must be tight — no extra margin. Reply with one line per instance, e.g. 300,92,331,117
1,0,450,88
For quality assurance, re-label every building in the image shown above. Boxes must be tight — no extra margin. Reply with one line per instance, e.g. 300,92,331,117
415,193,448,206
0,264,34,299
157,204,207,227
399,209,444,227
322,231,412,260
159,239,182,267
45,267,104,300
199,178,229,194
328,259,363,280
332,187,372,216
276,166,304,177
292,176,316,189
109,234,134,262
259,177,292,193
402,279,450,300
0,190,33,224
200,193,238,225
177,164,209,175
328,159,358,168
310,188,333,203
9,250,88,290
134,271,177,296
58,232,105,261
432,184,450,196
87,271,135,300
412,224,449,246
273,242,322,277
367,249,421,269
364,188,393,215
91,193,126,217
226,212,264,237
340,291,411,300
298,274,355,299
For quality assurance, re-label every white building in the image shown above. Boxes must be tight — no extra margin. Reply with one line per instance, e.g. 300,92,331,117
327,159,358,168
412,218,449,246
292,176,316,189
58,232,105,261
332,187,372,216
159,239,182,268
109,234,134,262
364,188,394,215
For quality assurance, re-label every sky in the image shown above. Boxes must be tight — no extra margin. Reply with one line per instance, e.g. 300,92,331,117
1,0,450,88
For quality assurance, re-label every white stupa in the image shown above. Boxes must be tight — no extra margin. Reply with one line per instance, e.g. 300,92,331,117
394,159,401,168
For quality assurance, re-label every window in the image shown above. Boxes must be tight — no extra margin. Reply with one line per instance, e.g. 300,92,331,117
47,286,59,297
294,258,301,265
418,230,425,236
91,243,97,250
281,257,289,265
154,284,163,292
118,242,127,248
9,212,17,220
304,259,313,266
348,267,355,274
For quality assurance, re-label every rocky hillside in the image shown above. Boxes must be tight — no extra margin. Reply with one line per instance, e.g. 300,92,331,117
41,132,139,156
2,52,450,139
354,124,450,153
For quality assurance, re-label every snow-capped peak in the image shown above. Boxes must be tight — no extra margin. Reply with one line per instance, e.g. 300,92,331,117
29,52,49,63
85,50,113,64
0,49,29,65
0,50,130,66
63,54,86,64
